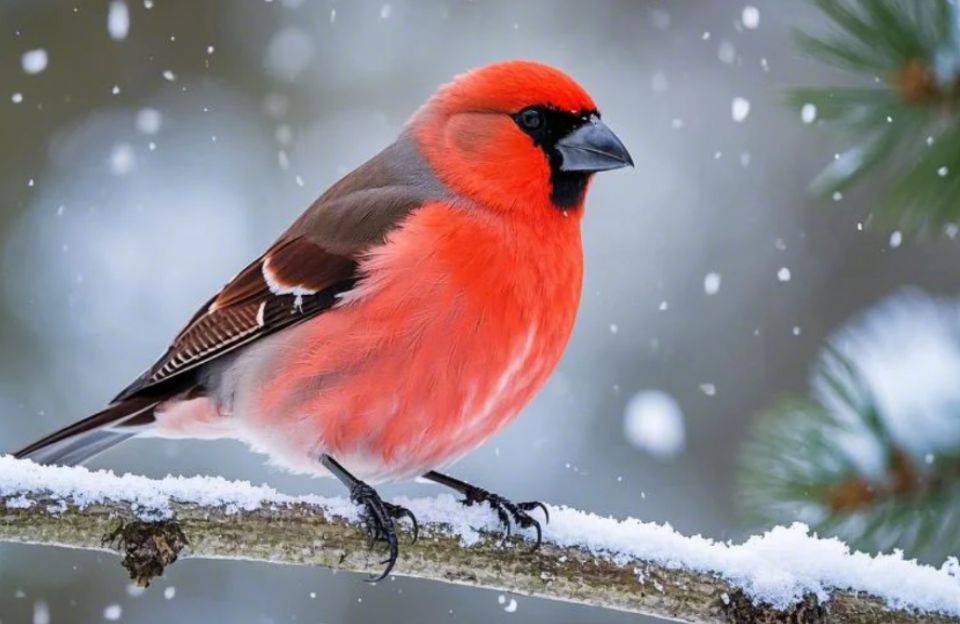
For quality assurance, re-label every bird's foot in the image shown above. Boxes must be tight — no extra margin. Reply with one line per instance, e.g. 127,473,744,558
349,483,418,581
460,486,549,550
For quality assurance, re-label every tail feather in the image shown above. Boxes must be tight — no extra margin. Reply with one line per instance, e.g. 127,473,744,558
14,397,160,466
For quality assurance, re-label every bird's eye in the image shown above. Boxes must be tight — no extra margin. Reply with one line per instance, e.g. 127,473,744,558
518,108,544,131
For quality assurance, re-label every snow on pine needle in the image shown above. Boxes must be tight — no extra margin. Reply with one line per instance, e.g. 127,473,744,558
739,288,960,558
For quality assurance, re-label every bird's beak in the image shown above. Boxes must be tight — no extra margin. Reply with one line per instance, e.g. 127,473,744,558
556,115,634,173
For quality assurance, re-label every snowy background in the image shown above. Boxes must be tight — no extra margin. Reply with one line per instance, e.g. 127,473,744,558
2,1,960,622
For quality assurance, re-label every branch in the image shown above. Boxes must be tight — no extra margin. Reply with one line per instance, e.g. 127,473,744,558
0,457,957,624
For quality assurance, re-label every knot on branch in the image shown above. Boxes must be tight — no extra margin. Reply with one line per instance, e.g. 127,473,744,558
721,590,827,624
102,520,188,587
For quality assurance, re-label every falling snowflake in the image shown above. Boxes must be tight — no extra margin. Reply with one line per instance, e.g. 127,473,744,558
136,108,162,135
33,601,50,624
21,49,48,75
108,1,130,40
624,390,686,458
109,143,136,175
889,230,903,249
704,272,722,295
732,97,751,122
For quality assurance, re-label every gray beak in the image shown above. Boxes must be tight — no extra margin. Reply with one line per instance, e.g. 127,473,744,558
556,116,634,173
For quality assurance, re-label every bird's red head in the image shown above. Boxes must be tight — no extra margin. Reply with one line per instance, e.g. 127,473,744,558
411,61,632,218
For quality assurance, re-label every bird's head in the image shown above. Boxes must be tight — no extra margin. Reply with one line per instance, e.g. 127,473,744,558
410,60,632,217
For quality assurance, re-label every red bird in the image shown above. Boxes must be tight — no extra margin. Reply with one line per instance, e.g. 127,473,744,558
15,60,632,578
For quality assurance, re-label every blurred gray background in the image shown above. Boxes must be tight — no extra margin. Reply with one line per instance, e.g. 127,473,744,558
2,1,958,622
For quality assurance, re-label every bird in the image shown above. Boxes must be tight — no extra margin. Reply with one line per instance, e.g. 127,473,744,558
14,60,632,580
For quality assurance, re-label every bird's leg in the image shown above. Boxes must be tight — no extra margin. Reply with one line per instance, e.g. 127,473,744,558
421,470,549,550
319,454,418,581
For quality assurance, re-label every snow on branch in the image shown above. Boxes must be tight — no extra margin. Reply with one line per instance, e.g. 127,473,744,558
0,456,958,624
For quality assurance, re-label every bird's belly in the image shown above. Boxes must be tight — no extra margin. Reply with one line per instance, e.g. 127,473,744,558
228,308,555,483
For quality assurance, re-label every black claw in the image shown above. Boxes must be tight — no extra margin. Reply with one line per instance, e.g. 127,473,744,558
528,520,543,552
348,483,412,582
384,502,420,544
323,456,419,581
409,516,420,544
460,486,547,550
518,500,551,525
496,505,512,542
508,503,544,552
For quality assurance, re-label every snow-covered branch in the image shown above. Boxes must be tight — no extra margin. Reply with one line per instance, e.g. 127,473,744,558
0,457,957,624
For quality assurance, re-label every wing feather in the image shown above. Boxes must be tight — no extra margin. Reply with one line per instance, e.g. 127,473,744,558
114,237,357,400
114,134,443,401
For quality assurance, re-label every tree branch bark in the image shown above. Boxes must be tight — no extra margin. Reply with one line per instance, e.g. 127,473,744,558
0,461,956,624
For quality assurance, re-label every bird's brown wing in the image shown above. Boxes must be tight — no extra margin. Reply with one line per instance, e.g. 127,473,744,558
113,237,358,401
114,135,445,401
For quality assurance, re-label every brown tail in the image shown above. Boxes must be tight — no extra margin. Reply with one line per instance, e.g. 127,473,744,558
14,396,160,466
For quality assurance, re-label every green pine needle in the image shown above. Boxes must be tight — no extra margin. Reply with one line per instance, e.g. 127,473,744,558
792,0,960,236
738,333,960,559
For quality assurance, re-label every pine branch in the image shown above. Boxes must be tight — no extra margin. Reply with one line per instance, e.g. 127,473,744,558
791,0,960,235
738,290,960,559
1,458,959,624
